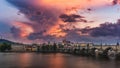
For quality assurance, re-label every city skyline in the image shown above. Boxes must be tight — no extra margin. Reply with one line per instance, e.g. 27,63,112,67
0,0,120,44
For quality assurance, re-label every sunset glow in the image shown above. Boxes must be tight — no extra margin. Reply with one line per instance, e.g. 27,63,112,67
39,0,113,8
0,0,120,43
13,22,34,37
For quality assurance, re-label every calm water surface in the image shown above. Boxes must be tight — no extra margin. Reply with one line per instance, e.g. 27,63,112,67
0,53,120,68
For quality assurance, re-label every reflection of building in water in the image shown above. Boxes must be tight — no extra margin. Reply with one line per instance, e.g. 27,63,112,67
19,53,32,68
49,53,65,68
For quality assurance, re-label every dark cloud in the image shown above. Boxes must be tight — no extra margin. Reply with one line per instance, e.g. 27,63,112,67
28,32,55,41
10,26,21,38
62,29,85,42
90,22,120,37
62,29,96,42
7,0,120,44
112,0,118,5
80,27,92,34
80,19,120,37
87,8,92,11
7,0,90,41
7,0,63,41
7,0,58,23
59,14,88,23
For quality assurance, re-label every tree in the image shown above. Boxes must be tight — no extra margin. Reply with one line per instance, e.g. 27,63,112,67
53,43,57,51
0,43,11,52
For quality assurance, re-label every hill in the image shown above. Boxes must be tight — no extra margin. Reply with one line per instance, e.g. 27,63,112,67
0,39,14,44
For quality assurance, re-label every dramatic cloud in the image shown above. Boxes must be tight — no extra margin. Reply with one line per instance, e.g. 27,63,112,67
11,26,21,38
90,20,120,37
7,0,65,39
80,19,120,37
38,0,114,9
59,14,87,23
28,32,55,41
11,22,34,38
112,0,120,5
6,0,120,43
113,0,118,5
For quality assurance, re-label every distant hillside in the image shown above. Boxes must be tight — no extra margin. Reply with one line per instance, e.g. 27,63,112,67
0,39,14,44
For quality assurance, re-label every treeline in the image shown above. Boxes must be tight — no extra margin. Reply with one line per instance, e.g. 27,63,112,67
0,43,12,52
38,43,57,53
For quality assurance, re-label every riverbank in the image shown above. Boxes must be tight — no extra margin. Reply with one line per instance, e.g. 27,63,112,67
1,50,120,61
1,41,120,60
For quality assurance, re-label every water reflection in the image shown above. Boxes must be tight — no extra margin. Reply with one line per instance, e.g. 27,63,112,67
0,53,120,68
19,53,32,68
48,53,65,68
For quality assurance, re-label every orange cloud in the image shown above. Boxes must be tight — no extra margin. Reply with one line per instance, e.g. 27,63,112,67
32,0,114,38
13,22,34,37
35,0,114,17
36,0,113,9
11,0,116,39
45,20,67,38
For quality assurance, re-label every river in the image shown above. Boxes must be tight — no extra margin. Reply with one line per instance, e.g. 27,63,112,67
0,53,120,68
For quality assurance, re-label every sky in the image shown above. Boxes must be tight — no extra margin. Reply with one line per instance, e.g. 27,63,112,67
0,0,120,44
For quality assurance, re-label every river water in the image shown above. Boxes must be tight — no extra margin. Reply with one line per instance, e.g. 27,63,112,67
0,53,120,68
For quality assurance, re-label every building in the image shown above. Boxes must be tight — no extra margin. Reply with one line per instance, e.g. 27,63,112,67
73,43,93,50
31,44,38,52
11,44,25,52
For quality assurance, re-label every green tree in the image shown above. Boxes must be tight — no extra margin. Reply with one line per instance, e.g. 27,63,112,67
0,43,11,52
53,43,57,51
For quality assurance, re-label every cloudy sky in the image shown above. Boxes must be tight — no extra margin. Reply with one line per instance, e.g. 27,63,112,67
0,0,120,44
